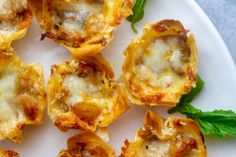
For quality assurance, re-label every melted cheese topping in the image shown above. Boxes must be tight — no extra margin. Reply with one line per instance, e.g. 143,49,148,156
0,74,16,104
0,73,25,139
144,140,171,157
55,0,103,33
62,74,113,114
144,39,170,74
169,50,184,71
136,37,185,89
0,21,18,37
0,0,27,19
63,75,100,106
0,0,27,37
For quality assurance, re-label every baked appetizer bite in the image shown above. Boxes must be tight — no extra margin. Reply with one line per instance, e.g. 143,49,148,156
28,0,134,56
121,20,198,106
47,54,129,131
0,0,32,48
57,132,115,157
0,148,19,157
0,48,46,143
121,111,206,157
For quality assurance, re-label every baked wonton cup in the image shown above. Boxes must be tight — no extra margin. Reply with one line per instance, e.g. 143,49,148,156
121,111,207,157
121,20,198,106
28,0,134,57
0,148,19,157
57,132,115,157
0,48,46,143
47,54,129,131
0,0,32,48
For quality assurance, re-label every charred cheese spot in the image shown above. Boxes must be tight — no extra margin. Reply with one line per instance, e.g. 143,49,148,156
0,0,32,47
28,0,134,56
47,56,129,131
57,132,115,157
120,111,206,157
0,50,46,143
122,20,198,106
0,148,19,157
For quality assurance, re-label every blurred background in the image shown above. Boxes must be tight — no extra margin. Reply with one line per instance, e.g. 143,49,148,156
196,0,236,62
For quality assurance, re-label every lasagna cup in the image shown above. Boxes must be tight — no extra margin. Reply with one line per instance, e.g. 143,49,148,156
121,111,207,157
28,0,134,56
57,132,115,157
0,0,32,48
122,20,198,106
47,54,129,131
0,148,19,157
0,48,46,143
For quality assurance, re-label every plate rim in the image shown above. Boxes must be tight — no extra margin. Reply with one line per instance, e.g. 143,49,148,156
1,0,236,156
190,0,236,71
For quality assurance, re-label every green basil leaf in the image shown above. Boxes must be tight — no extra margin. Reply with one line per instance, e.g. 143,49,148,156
180,104,236,138
168,75,236,137
177,103,201,114
180,75,204,105
168,75,204,113
127,0,147,33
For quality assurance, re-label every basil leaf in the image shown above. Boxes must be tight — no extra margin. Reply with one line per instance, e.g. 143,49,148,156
180,75,204,105
168,75,204,113
168,75,236,137
127,0,147,33
179,104,236,138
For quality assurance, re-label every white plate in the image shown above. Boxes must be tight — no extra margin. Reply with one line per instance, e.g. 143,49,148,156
1,0,236,156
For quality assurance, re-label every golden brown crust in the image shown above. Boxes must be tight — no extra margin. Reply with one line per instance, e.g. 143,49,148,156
0,149,19,157
47,54,129,131
28,0,134,57
120,111,207,157
0,48,46,143
57,132,115,157
0,1,32,48
121,20,198,106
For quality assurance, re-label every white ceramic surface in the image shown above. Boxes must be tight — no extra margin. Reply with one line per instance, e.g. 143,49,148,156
1,0,236,156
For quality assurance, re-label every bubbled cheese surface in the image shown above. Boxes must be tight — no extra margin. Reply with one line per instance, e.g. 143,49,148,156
144,140,171,157
0,0,28,39
136,37,185,89
62,74,114,118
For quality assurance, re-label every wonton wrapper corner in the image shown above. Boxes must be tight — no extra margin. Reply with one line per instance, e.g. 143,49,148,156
57,131,115,157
